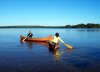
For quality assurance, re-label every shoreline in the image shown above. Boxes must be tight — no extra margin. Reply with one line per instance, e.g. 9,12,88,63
0,23,100,28
0,26,66,28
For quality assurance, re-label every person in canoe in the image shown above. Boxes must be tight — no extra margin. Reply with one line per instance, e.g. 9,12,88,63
22,31,33,42
48,32,65,50
27,31,33,38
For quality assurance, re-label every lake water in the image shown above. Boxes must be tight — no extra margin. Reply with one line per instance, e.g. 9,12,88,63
0,28,100,72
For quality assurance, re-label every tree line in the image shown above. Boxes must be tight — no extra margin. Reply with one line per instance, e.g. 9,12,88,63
0,23,100,28
65,23,100,28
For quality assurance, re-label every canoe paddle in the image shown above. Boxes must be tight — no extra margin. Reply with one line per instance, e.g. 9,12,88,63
22,37,27,42
64,43,73,49
22,35,30,42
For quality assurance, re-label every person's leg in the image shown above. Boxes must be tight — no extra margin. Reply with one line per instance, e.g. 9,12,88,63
54,43,59,49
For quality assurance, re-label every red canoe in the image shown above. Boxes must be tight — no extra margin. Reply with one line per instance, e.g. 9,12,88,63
20,35,52,42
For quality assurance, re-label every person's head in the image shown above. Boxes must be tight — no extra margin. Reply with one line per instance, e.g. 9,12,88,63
55,33,59,37
29,31,32,34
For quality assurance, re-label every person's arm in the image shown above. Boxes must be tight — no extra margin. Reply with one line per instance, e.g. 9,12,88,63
58,37,65,44
59,37,73,49
31,33,33,36
27,34,29,37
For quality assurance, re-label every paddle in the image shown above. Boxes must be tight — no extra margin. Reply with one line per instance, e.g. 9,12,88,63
22,35,30,42
64,43,73,49
22,37,27,42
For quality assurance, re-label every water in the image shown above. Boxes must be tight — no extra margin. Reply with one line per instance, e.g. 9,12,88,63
0,28,100,72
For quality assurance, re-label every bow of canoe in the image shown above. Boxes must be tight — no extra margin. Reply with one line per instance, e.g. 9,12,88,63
20,35,52,42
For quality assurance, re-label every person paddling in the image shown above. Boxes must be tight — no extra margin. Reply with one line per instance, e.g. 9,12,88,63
27,31,33,38
22,31,33,42
49,32,73,49
49,32,65,49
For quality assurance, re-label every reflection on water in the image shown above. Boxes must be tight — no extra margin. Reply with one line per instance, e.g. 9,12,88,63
48,47,61,62
53,50,60,62
27,42,33,48
20,41,48,48
52,50,65,62
20,41,63,62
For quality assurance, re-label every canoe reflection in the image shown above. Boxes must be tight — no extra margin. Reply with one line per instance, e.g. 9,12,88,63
20,41,49,48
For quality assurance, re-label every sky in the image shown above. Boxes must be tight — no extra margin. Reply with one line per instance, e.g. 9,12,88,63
0,0,100,26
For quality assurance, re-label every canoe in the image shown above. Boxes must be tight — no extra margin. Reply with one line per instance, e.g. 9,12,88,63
20,35,52,42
